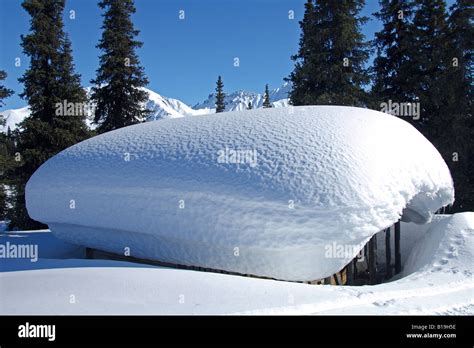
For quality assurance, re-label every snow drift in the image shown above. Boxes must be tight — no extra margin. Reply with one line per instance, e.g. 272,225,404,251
25,106,454,281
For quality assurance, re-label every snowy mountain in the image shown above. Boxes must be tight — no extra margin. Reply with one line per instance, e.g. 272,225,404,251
0,106,30,132
82,86,208,122
193,82,290,112
0,83,291,132
144,88,210,120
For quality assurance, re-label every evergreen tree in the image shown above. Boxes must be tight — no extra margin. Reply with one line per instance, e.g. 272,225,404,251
446,0,473,119
9,0,90,230
247,101,252,110
0,183,6,222
91,0,150,133
409,0,450,142
262,84,272,108
443,0,473,211
370,0,417,111
0,70,13,221
17,0,89,175
215,75,226,113
0,131,16,222
287,0,370,106
0,71,13,171
445,0,473,133
0,71,13,109
286,0,317,105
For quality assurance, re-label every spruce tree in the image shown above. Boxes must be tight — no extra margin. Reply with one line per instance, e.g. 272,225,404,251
371,0,417,111
17,0,89,175
262,84,272,108
446,0,473,119
91,0,150,133
444,0,473,211
287,0,370,106
0,70,13,221
445,0,473,132
247,101,252,110
0,131,16,222
409,0,450,142
215,75,226,113
9,0,90,230
0,181,7,222
0,71,13,109
286,0,318,105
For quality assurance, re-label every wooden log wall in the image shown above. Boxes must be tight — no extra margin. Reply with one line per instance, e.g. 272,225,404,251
85,220,402,286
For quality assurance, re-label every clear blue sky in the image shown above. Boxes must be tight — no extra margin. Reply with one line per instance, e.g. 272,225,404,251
0,0,451,111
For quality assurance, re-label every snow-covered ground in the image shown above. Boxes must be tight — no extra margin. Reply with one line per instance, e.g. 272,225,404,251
0,212,473,314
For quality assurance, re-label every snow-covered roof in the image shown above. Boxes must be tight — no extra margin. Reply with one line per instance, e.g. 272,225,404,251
25,106,454,280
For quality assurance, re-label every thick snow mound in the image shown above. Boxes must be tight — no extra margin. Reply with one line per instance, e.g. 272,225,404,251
402,212,474,277
25,106,454,281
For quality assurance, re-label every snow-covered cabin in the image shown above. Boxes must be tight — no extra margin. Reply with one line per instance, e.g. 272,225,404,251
25,106,454,282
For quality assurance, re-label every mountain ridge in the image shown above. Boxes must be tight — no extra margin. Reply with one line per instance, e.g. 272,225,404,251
0,83,291,132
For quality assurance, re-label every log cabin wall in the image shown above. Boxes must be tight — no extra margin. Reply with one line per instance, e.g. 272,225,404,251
85,220,402,286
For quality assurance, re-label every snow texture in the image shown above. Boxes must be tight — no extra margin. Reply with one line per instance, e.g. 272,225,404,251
25,106,454,281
